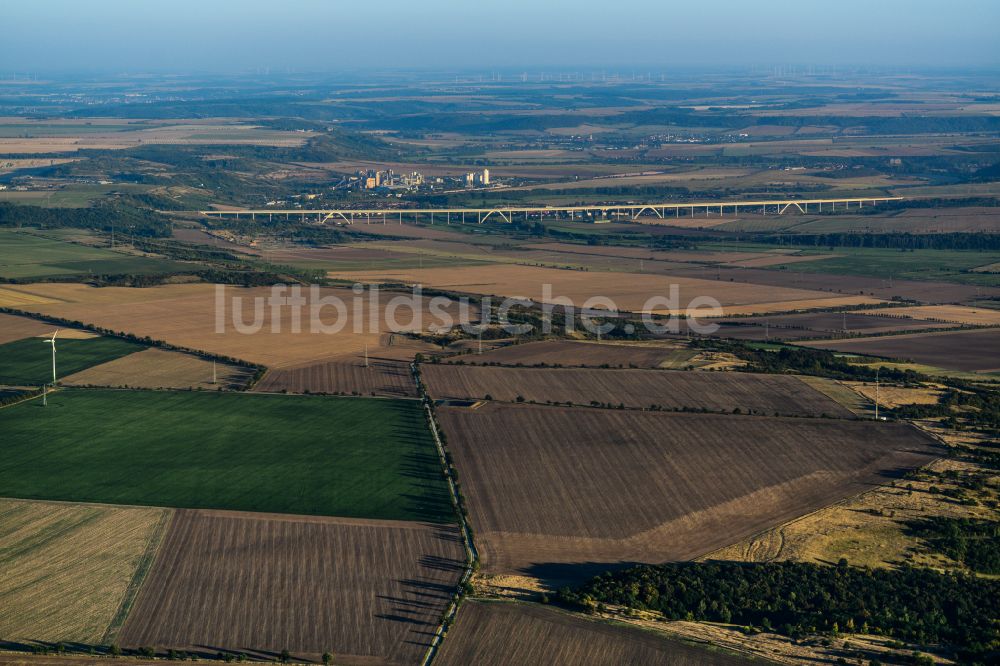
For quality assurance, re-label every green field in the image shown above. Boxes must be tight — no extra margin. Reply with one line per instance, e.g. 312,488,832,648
0,336,146,385
0,230,191,278
768,247,1000,285
0,389,452,522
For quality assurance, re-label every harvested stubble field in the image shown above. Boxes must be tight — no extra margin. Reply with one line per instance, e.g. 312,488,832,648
857,304,1000,326
328,264,881,315
253,358,416,397
0,498,169,645
0,312,58,344
444,339,695,368
120,509,465,666
435,403,937,577
422,365,852,418
62,348,254,390
0,389,451,522
0,336,145,386
5,283,452,368
435,601,747,666
802,328,1000,373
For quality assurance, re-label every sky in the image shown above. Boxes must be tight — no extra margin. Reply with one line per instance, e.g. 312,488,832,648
3,0,999,74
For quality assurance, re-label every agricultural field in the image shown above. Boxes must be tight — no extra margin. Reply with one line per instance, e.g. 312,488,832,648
0,389,451,522
0,312,59,344
802,328,1000,373
435,403,938,578
0,336,144,385
0,230,190,280
436,601,749,666
443,339,697,368
705,453,995,573
521,241,820,267
702,311,957,341
5,282,453,368
715,207,1000,235
670,264,1000,305
329,263,883,315
0,119,316,154
61,348,255,390
120,509,465,665
857,304,1000,326
764,246,1000,287
422,365,853,417
0,498,169,645
253,359,416,397
262,244,481,272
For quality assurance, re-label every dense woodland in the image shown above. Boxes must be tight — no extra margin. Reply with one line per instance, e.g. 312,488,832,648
559,561,999,660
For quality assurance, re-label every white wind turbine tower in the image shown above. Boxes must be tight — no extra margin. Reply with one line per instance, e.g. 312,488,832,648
42,329,58,406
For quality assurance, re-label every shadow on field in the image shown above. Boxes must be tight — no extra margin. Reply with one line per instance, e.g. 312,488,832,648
523,560,643,589
399,449,454,523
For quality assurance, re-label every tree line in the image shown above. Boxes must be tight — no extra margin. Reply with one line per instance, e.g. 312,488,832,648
558,560,999,660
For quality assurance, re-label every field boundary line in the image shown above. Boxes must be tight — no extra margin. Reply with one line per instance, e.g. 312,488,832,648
101,507,174,645
0,387,48,410
413,362,479,666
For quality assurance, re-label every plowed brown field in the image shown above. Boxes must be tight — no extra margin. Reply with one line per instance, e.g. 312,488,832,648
119,509,465,665
443,339,691,368
436,601,749,666
802,328,1000,372
253,359,416,397
0,313,59,344
422,365,852,417
435,404,937,579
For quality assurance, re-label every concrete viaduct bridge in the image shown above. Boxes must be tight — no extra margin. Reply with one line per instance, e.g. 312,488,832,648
197,196,902,226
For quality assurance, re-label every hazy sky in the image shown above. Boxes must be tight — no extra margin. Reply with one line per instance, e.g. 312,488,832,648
4,0,999,74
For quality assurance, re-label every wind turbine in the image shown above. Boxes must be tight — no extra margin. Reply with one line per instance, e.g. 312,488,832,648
42,329,58,406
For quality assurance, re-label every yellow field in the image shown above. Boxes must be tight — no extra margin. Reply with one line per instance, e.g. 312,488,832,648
6,282,454,368
0,498,169,644
845,382,943,409
0,286,60,307
62,348,255,390
859,304,1000,326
